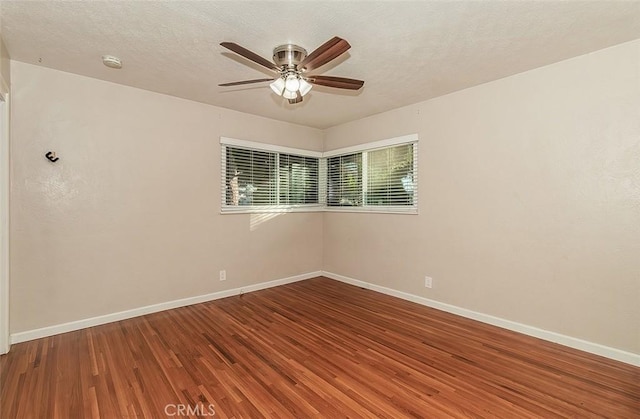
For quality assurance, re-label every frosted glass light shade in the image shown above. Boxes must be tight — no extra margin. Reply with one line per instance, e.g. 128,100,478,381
283,90,298,100
284,75,300,92
298,78,312,96
270,78,285,95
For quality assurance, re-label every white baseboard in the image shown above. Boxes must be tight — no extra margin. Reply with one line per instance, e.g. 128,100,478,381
321,271,640,367
10,271,321,345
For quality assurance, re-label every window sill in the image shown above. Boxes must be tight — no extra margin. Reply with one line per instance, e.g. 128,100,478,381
323,207,418,215
220,205,324,214
220,205,418,215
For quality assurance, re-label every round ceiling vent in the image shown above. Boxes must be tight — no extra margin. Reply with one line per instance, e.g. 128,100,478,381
102,55,122,69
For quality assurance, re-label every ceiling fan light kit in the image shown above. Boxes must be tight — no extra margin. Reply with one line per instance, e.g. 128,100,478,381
282,90,298,100
298,78,312,96
269,77,285,95
219,37,364,105
284,75,301,92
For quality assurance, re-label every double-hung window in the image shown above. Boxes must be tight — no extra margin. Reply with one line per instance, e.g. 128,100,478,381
220,138,322,212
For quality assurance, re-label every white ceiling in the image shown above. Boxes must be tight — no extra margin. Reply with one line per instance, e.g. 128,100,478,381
1,1,639,129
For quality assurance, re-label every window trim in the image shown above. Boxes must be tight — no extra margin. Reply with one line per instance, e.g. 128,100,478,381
323,134,418,158
220,138,323,213
326,135,418,214
220,137,322,158
220,135,419,215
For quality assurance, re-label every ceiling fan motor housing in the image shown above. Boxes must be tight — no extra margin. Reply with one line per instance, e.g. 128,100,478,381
273,44,307,69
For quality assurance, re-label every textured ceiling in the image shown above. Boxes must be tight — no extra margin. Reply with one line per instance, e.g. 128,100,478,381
1,1,639,129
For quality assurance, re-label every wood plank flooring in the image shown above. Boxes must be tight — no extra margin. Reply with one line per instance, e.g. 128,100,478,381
1,277,639,418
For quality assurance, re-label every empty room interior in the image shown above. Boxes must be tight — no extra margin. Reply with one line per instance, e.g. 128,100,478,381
1,1,639,417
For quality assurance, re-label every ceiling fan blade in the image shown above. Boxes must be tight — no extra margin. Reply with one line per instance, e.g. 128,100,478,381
220,42,279,71
299,37,351,71
288,91,303,104
219,78,274,87
307,75,364,90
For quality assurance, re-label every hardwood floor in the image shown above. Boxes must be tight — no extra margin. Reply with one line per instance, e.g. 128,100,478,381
1,277,639,418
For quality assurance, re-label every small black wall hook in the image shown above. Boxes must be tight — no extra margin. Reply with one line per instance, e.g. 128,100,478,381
45,151,59,163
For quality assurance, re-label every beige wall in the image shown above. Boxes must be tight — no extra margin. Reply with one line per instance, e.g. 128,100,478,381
0,35,10,354
10,61,323,333
323,40,640,354
0,37,9,92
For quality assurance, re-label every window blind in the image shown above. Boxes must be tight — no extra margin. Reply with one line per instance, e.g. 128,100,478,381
278,153,319,205
326,141,418,213
224,147,277,206
327,153,362,206
220,135,417,214
366,143,415,206
221,142,320,212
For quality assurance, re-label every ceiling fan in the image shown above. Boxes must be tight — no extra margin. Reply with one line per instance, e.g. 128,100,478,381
219,36,364,104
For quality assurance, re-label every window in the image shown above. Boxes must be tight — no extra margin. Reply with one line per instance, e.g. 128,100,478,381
221,138,321,212
278,154,319,205
225,147,277,206
366,143,415,206
220,135,417,214
327,153,362,206
325,135,418,213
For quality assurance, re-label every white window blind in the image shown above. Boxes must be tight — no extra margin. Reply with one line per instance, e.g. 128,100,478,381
327,153,362,207
278,153,319,205
366,143,416,206
220,135,417,214
224,147,277,206
221,139,321,212
326,138,418,213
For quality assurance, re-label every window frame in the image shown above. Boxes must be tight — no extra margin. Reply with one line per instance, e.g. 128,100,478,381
323,134,419,214
220,134,418,215
220,137,323,214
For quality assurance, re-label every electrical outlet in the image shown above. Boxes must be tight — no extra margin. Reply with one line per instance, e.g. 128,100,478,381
424,276,433,288
219,270,226,281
